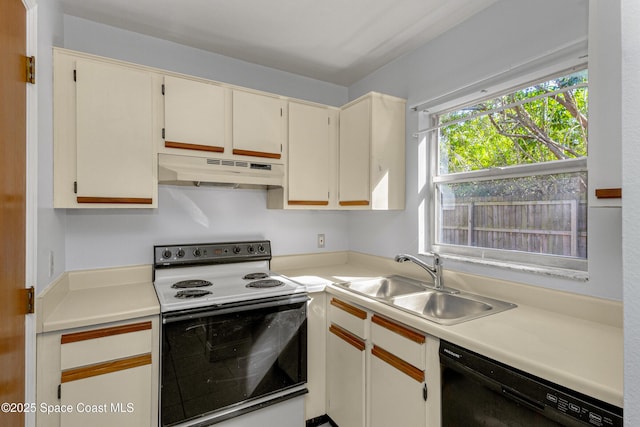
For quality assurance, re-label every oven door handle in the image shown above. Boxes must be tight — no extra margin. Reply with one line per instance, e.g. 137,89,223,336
162,293,309,324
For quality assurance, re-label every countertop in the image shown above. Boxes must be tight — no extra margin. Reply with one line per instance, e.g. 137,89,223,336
272,251,623,408
36,265,159,333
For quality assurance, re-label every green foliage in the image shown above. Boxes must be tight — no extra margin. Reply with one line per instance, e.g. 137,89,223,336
438,71,588,175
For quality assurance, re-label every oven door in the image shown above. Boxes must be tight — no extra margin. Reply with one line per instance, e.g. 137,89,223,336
160,294,308,427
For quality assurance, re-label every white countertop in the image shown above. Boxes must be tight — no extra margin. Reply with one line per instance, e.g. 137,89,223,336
272,251,623,408
36,265,160,333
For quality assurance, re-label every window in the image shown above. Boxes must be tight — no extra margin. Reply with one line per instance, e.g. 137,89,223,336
430,68,588,272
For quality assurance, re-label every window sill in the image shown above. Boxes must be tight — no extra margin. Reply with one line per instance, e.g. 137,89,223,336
427,252,589,282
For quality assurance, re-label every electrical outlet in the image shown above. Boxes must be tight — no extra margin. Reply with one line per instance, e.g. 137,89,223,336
317,234,325,248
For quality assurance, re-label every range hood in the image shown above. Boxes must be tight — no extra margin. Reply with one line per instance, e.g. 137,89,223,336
158,153,285,188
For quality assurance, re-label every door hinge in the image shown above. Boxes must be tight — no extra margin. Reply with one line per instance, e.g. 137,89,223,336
161,84,165,95
73,181,77,194
423,383,428,401
25,56,35,84
73,69,77,82
57,384,61,400
280,108,283,117
162,128,165,139
280,144,283,152
26,286,35,314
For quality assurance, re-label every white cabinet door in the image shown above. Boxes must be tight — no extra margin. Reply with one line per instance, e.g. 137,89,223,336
75,59,154,204
339,96,371,207
370,346,427,427
232,90,285,160
163,75,227,153
288,101,330,205
326,324,366,427
60,363,152,427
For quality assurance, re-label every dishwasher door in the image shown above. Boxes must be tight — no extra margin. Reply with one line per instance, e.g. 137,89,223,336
439,341,622,427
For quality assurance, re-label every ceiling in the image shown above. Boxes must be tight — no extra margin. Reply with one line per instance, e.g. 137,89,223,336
60,0,498,86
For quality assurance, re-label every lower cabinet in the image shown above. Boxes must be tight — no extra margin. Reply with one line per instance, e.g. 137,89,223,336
325,297,434,427
36,317,159,427
327,324,366,427
326,298,367,427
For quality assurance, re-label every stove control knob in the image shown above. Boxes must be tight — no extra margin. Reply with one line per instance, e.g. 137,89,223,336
257,244,265,253
247,245,255,254
193,248,202,257
176,249,185,258
233,246,242,254
162,249,172,259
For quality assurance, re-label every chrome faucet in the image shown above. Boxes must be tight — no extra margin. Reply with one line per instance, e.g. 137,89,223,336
394,253,457,294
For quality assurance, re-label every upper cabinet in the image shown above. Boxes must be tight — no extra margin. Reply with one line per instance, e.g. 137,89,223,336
339,93,406,210
53,49,406,211
54,49,158,208
162,76,229,154
268,101,338,209
232,90,287,160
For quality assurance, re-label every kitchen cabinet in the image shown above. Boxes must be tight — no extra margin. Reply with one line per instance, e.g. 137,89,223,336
53,49,158,208
326,298,368,427
268,101,339,209
232,89,287,160
338,92,406,210
36,317,159,427
369,315,427,427
162,75,229,154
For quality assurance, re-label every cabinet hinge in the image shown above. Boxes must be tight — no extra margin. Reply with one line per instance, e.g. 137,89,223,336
162,128,165,139
280,108,283,117
73,181,77,194
57,384,61,400
161,84,165,95
25,286,35,314
25,56,35,84
73,69,76,82
280,144,282,153
423,383,428,401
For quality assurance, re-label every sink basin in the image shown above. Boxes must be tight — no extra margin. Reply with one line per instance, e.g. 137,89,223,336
334,275,516,325
392,292,490,319
339,275,427,300
391,291,515,325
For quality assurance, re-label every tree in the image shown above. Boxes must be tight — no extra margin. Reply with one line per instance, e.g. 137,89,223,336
438,70,588,174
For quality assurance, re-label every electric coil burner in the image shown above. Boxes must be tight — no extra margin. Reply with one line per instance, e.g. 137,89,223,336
153,240,308,427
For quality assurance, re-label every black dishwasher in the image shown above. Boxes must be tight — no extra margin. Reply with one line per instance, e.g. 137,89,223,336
439,340,623,427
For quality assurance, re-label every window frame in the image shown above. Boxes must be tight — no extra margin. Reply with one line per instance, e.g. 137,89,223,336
424,66,589,276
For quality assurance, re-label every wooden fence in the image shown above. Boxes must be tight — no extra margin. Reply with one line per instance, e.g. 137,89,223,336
440,199,587,258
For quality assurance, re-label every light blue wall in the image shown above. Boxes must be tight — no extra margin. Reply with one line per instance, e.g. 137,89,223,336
37,0,66,292
63,15,348,107
344,0,623,300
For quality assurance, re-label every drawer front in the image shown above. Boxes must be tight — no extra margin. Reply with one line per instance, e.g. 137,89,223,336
328,298,367,339
61,321,152,370
371,315,425,369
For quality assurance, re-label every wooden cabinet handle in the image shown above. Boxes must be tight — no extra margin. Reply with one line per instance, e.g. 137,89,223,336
77,197,153,204
339,200,370,206
288,200,329,206
372,345,424,383
232,149,281,159
61,353,151,383
165,141,224,153
595,188,621,199
331,298,367,319
372,314,425,344
330,324,365,351
61,321,152,344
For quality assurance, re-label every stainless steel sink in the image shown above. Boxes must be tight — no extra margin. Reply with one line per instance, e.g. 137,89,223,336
335,275,516,325
338,275,427,300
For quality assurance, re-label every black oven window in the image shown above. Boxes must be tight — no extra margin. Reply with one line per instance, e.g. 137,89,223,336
161,301,307,426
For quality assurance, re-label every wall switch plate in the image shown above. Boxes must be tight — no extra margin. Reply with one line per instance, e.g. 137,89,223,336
317,234,325,248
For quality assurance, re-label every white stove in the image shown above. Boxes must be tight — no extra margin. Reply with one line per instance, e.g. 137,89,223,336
153,240,308,427
153,241,305,313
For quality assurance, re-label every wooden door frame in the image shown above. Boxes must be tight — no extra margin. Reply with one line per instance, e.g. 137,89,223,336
22,1,38,426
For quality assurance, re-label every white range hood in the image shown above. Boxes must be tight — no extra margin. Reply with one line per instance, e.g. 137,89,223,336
158,153,285,188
